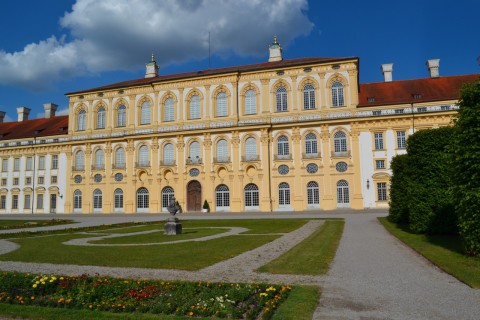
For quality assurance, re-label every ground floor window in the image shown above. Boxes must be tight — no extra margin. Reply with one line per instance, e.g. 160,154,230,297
278,182,290,206
162,187,175,210
37,194,44,209
307,181,320,205
114,188,123,209
336,180,350,208
137,187,149,210
216,184,230,209
12,195,18,209
377,182,388,201
0,195,5,209
73,190,82,209
24,195,31,209
93,189,102,210
244,183,259,209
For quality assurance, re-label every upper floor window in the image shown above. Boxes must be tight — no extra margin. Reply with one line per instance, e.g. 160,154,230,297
97,106,106,129
374,132,384,150
190,95,200,119
216,92,227,117
75,151,84,170
115,147,125,168
94,149,105,169
245,90,256,115
397,131,406,149
245,137,257,160
332,81,345,107
117,105,126,127
305,133,318,155
216,139,228,162
276,86,288,112
13,158,20,171
277,135,289,156
38,156,45,170
26,157,32,171
1,159,7,172
334,131,347,153
163,143,174,165
77,109,86,131
140,101,151,125
51,155,58,169
138,145,149,166
303,84,315,110
164,98,174,122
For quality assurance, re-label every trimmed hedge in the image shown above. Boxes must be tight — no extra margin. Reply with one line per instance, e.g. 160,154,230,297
388,154,410,224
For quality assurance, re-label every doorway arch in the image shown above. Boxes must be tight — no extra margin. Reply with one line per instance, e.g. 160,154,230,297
187,180,202,212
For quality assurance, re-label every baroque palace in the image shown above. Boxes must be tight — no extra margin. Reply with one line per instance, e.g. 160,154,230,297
0,38,477,214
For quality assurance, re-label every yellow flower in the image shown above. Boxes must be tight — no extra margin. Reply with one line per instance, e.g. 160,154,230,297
32,284,37,288
260,293,268,297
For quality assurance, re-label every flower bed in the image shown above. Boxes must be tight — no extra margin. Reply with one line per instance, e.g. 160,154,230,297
0,272,291,319
0,219,72,230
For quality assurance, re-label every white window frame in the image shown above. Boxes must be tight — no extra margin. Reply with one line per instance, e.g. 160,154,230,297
140,101,151,125
334,131,347,153
245,90,256,115
117,105,126,127
77,109,86,131
397,131,406,149
164,98,174,122
97,106,106,129
190,95,200,119
303,84,315,109
276,86,288,112
332,81,345,107
215,184,230,211
374,132,384,150
114,188,123,212
216,92,227,117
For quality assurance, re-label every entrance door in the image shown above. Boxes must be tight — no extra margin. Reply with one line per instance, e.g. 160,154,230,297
336,180,350,208
187,180,202,212
50,194,57,213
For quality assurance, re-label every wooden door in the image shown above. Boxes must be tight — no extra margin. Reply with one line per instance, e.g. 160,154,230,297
187,180,202,212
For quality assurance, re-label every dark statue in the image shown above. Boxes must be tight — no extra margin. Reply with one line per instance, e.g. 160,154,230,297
164,198,182,235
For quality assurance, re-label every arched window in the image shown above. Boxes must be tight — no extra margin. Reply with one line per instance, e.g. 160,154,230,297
276,86,287,112
164,98,174,122
115,147,125,168
216,184,230,209
114,188,123,210
190,95,200,119
96,106,106,129
94,149,105,170
77,109,86,131
137,187,149,210
75,151,84,171
245,137,257,161
216,139,228,162
189,141,201,163
334,131,347,153
277,135,289,157
332,81,345,107
216,92,227,117
163,143,174,165
73,190,82,210
93,189,102,210
278,182,290,206
303,84,315,110
162,187,175,210
337,180,350,207
305,133,318,157
244,183,259,209
140,101,151,124
138,145,149,166
245,89,256,114
307,181,320,205
117,105,126,127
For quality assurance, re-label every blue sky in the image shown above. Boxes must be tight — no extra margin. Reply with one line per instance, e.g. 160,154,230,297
0,0,479,121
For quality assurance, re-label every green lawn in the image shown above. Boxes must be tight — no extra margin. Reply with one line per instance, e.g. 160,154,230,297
379,217,480,288
0,219,309,270
257,220,344,275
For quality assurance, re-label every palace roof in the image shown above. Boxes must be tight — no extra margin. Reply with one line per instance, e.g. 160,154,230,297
0,116,68,141
66,57,357,95
358,74,479,107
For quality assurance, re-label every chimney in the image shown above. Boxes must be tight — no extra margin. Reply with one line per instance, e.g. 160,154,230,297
0,112,5,123
145,52,159,78
426,59,440,78
268,36,283,62
381,64,393,82
43,103,58,118
16,107,30,122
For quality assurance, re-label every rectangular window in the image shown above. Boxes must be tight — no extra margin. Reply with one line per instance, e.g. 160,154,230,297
397,131,406,149
51,176,57,184
374,132,384,150
25,177,31,185
26,157,33,171
24,195,31,209
375,160,386,169
52,155,58,169
395,109,404,114
372,110,382,116
38,176,44,185
377,182,388,201
13,158,20,171
37,194,44,209
12,195,18,209
0,195,6,209
13,178,19,185
417,107,427,113
2,159,8,172
38,156,45,170
1,179,6,186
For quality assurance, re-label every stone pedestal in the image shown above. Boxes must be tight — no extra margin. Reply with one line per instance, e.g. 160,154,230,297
164,217,182,235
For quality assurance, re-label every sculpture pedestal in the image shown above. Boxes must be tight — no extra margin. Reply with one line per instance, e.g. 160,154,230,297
164,217,182,235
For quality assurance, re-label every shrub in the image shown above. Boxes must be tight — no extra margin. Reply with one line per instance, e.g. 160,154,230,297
388,154,410,224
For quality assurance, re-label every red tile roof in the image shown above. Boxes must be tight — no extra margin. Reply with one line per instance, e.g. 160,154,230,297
358,74,479,107
0,116,68,141
66,56,357,95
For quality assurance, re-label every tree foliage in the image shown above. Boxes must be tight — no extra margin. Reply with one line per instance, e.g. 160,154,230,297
452,78,480,255
388,154,410,224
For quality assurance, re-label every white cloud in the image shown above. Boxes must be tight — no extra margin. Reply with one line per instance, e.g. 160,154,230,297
0,0,313,90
